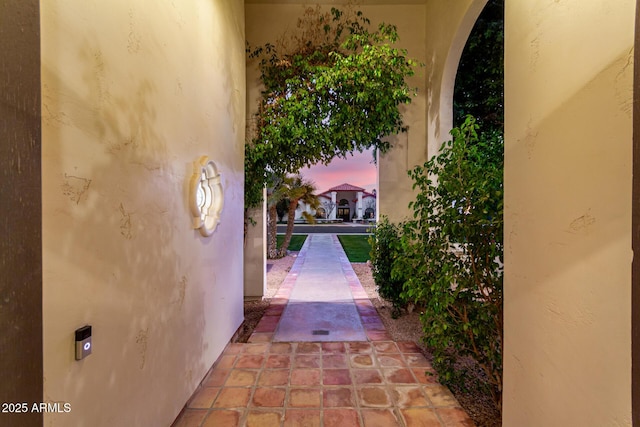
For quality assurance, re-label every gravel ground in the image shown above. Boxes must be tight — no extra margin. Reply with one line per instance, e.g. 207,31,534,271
237,253,501,427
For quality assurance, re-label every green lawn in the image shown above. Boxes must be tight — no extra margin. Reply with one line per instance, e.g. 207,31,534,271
337,235,372,262
276,234,308,251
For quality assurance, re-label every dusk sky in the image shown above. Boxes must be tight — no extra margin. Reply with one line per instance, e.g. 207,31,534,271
300,148,377,194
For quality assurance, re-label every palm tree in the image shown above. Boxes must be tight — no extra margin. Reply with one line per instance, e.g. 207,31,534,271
266,174,320,259
266,175,288,259
278,175,320,258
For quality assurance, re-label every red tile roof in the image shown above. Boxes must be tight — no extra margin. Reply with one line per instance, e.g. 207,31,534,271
326,183,365,192
317,183,375,198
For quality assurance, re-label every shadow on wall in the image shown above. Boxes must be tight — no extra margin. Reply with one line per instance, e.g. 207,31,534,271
41,37,218,426
505,46,633,283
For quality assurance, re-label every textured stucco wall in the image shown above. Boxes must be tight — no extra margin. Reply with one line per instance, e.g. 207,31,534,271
503,1,634,425
378,0,488,224
245,202,267,298
423,0,486,157
367,4,427,224
41,1,245,426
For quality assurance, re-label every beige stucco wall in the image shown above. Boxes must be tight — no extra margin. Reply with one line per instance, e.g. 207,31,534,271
368,4,427,224
503,1,634,425
41,1,245,426
245,202,267,298
423,0,486,157
378,0,488,225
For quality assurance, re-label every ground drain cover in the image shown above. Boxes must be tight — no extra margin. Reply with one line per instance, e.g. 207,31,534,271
312,330,330,336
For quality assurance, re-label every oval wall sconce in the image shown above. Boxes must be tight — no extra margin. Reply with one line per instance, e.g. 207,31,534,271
189,156,223,236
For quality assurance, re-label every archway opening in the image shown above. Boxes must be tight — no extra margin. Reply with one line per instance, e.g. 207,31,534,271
453,0,504,135
427,0,504,417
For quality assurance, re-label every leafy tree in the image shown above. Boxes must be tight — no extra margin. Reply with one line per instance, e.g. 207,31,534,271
399,117,503,407
245,5,419,214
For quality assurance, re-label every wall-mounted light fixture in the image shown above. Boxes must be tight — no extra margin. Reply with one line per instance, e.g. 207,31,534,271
189,156,223,236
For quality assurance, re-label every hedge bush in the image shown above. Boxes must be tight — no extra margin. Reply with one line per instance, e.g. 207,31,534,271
368,218,405,316
371,117,503,408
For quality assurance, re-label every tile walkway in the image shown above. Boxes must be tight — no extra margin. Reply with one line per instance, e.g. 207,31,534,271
172,235,475,427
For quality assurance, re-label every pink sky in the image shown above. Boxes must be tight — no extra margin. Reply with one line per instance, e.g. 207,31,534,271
300,149,377,194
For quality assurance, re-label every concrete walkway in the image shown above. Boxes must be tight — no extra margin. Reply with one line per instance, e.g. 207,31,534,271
172,234,475,427
250,234,391,345
274,234,368,342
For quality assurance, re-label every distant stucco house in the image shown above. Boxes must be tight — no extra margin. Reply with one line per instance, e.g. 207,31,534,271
317,183,376,221
290,183,376,222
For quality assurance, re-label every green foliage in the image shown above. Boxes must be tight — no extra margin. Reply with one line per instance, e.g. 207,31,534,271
402,116,502,406
453,0,503,134
244,143,270,211
245,5,419,210
276,234,307,251
337,235,371,262
368,217,405,316
374,117,503,408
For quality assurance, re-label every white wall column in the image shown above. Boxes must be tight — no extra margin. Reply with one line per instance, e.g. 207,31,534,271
330,191,337,220
245,199,266,298
357,191,363,219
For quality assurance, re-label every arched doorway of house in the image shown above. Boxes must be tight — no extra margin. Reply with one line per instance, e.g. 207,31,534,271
364,207,375,220
449,0,504,415
337,198,350,222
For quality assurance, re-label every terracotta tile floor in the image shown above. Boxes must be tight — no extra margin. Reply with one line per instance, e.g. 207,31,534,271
172,235,475,426
173,341,474,427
